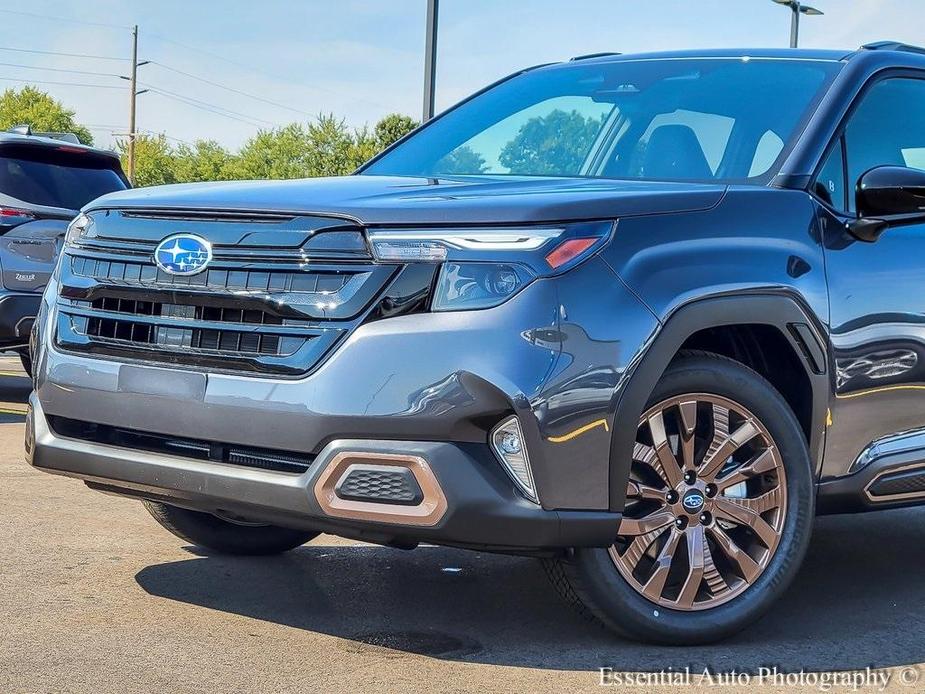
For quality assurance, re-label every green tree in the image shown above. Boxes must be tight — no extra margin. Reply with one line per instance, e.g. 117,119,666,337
374,113,418,150
123,112,422,187
173,139,237,182
117,134,178,187
499,109,603,175
0,86,93,144
349,125,379,170
235,123,313,179
304,114,355,176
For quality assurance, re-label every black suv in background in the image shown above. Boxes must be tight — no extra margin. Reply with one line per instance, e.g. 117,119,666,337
0,127,127,372
26,43,925,644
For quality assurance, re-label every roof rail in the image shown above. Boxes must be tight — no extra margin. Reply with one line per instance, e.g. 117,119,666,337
570,52,621,62
7,124,81,144
861,40,925,56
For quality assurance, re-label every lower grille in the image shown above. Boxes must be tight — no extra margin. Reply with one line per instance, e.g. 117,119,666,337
78,297,290,356
335,465,424,505
48,416,315,474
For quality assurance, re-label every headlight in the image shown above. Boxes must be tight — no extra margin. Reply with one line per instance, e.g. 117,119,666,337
432,262,532,311
64,213,93,247
368,221,613,311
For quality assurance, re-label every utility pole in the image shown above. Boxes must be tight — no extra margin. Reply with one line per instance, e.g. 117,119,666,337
422,0,438,121
127,25,140,183
122,25,149,184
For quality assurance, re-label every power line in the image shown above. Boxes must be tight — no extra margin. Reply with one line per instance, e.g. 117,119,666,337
146,60,314,118
0,8,130,30
144,86,269,127
141,130,195,147
0,76,126,90
0,46,127,61
145,31,395,111
0,61,121,79
142,83,272,125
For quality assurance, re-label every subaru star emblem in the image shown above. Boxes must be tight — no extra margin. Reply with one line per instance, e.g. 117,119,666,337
154,234,212,275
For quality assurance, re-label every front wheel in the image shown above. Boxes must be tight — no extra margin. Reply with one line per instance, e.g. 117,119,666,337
143,501,318,555
544,351,814,644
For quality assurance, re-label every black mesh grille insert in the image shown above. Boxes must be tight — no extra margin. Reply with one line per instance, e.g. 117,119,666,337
47,416,315,474
334,465,424,505
869,467,925,498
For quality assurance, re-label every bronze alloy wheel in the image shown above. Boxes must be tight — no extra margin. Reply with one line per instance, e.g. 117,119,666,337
610,393,787,611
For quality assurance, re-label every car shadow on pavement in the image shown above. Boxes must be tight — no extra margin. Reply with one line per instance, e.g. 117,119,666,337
136,507,925,672
0,370,31,423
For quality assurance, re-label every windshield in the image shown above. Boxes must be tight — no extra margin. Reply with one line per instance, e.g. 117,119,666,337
0,147,127,210
363,58,840,183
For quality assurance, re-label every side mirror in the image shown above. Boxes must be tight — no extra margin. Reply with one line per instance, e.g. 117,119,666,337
849,166,925,241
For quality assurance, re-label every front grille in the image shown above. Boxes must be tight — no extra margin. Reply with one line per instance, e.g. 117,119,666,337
75,297,287,356
71,255,355,294
48,415,315,474
54,210,400,376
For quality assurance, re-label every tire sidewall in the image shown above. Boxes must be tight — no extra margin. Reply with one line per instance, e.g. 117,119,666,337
574,354,815,644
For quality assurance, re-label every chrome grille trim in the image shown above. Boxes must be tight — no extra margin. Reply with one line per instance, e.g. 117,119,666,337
70,255,357,293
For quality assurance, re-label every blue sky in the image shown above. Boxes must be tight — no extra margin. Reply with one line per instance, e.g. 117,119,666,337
3,0,924,149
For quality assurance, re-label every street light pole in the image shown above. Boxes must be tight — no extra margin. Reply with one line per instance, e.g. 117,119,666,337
771,0,824,48
789,2,800,48
423,0,439,121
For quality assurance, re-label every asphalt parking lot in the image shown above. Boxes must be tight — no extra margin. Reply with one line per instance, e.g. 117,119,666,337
1,355,924,693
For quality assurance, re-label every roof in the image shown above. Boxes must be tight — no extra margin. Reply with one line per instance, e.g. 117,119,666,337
0,131,120,161
567,43,925,66
570,47,852,64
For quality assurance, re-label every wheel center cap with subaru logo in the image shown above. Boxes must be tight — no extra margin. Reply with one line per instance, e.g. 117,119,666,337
154,234,212,275
682,489,705,514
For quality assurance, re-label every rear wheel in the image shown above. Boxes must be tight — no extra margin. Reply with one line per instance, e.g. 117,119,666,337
544,352,814,644
143,500,318,555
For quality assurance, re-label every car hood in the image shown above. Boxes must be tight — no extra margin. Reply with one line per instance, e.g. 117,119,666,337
86,175,726,226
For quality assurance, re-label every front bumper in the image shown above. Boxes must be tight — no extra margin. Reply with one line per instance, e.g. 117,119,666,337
35,258,659,511
26,394,620,551
0,292,39,345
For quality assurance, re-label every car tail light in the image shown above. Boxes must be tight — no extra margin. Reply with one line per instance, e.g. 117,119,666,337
0,207,35,219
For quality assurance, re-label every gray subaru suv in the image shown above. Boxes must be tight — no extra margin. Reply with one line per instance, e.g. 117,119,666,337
28,45,925,643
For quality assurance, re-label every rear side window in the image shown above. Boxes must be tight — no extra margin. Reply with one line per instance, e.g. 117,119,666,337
0,147,126,210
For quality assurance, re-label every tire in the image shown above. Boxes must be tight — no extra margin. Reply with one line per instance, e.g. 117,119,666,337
143,500,318,556
544,351,815,644
18,349,32,378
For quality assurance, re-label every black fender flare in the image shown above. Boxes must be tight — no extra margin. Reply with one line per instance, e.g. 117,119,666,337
607,292,830,512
